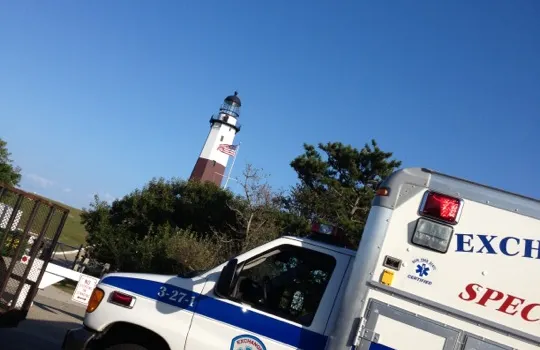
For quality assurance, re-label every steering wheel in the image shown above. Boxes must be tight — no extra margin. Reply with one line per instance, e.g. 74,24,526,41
262,276,272,305
239,277,266,305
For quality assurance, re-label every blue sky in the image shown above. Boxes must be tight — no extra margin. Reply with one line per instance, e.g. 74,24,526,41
1,0,539,209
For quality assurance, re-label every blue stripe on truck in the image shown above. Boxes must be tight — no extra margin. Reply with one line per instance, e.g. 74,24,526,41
369,343,396,350
101,276,328,350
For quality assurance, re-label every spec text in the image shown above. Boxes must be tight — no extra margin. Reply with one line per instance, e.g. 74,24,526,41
458,283,540,322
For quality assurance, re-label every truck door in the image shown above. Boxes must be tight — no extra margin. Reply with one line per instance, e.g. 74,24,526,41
184,240,350,350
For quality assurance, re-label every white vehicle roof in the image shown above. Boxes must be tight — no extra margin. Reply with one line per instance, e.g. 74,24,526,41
282,235,356,257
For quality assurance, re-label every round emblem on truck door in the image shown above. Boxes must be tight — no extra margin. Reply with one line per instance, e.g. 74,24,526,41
230,334,267,350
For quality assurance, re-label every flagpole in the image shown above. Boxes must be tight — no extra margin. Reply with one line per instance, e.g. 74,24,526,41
223,142,241,190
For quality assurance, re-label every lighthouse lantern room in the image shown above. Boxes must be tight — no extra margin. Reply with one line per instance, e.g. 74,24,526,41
189,91,242,186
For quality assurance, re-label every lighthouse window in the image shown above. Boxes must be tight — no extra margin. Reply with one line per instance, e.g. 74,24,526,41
220,136,224,141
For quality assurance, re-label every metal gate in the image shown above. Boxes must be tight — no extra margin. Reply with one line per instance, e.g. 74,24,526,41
0,184,69,327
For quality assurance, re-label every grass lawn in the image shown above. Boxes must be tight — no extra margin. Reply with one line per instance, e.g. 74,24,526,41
40,197,88,247
53,279,78,294
6,191,89,248
55,203,88,247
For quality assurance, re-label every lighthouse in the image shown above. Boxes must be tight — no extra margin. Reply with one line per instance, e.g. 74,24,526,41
189,91,242,186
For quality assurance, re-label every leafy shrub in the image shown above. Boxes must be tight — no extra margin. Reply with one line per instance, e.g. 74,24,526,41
0,230,30,259
165,230,230,276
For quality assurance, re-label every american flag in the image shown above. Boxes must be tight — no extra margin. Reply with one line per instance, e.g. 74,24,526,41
217,143,238,156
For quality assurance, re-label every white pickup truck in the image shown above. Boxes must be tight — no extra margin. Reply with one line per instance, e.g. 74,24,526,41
62,167,540,350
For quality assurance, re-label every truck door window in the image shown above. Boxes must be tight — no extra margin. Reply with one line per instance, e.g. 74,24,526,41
228,245,336,326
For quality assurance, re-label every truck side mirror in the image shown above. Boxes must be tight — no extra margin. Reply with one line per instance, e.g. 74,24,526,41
215,258,238,298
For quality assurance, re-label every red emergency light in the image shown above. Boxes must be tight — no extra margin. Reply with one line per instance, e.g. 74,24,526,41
309,222,355,249
311,223,337,236
413,191,462,253
420,191,462,224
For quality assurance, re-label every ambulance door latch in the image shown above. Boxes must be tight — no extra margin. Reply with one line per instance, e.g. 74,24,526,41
353,317,380,346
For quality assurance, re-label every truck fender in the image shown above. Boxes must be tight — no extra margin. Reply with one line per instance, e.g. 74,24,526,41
95,321,171,350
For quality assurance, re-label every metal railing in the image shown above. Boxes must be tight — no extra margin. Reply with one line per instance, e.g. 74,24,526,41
48,241,84,269
0,184,69,317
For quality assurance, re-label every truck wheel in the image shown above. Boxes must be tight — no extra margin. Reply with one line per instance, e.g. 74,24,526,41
105,344,149,350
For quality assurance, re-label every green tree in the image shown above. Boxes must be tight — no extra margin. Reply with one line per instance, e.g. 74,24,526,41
106,177,239,240
288,139,401,246
166,230,228,276
80,178,243,272
0,138,22,187
81,194,180,273
224,164,285,253
79,139,401,274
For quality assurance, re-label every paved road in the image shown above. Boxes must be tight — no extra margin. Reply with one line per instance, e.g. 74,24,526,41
0,286,86,350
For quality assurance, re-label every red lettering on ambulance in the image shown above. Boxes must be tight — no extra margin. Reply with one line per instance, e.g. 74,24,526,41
236,338,263,350
458,283,540,323
521,304,540,322
497,295,525,315
458,283,480,301
477,288,504,307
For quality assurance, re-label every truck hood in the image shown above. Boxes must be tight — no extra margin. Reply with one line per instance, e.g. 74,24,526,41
98,271,209,295
101,272,179,283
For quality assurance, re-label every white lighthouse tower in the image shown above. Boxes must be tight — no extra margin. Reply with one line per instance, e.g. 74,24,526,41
189,91,242,186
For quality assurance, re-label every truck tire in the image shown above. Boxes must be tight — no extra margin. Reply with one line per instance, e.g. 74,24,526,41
105,344,149,350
